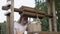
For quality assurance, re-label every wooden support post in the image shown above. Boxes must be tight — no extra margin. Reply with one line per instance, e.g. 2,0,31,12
6,13,10,34
47,0,52,32
52,0,57,32
9,0,14,34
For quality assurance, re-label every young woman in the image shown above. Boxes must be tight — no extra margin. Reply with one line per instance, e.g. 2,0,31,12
5,1,28,34
14,14,28,34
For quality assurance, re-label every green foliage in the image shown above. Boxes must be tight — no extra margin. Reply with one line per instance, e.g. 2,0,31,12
41,17,49,31
0,23,6,34
55,0,60,32
35,0,49,31
35,0,60,31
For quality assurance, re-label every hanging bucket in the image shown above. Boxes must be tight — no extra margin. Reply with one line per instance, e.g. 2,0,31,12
28,21,41,33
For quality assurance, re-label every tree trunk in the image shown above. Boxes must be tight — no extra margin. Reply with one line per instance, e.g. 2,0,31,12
52,0,57,32
47,0,52,32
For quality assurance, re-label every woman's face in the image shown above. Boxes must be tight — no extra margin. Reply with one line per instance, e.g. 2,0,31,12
21,17,27,25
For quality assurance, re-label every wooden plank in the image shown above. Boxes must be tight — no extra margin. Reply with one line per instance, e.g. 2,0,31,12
16,6,53,18
28,32,60,34
2,6,19,11
19,11,45,19
19,6,53,18
2,6,10,10
15,6,53,18
57,32,60,34
19,12,44,19
19,6,48,15
19,6,43,14
2,6,53,18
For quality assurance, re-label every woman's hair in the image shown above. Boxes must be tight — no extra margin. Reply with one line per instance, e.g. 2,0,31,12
17,14,28,23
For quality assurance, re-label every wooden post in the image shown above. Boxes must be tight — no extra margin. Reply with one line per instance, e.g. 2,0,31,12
10,0,14,34
47,0,52,32
52,0,57,32
6,14,10,34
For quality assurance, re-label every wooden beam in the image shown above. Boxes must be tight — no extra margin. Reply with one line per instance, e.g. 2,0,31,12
2,6,19,11
14,8,20,12
28,32,60,34
19,11,45,19
19,6,53,18
2,6,53,18
19,6,46,15
2,6,10,10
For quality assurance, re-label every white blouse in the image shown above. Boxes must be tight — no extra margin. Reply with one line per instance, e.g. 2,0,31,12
14,22,27,34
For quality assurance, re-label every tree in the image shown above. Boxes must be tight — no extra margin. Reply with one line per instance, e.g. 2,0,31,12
35,0,49,31
35,0,60,31
55,0,60,32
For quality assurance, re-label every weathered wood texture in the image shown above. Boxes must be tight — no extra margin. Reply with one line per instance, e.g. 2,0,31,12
6,14,10,34
52,0,57,32
20,12,45,19
2,6,53,18
2,6,10,10
19,6,42,14
19,6,53,18
10,0,14,34
28,32,60,34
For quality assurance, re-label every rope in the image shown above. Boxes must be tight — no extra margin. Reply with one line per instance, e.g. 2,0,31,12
35,0,41,22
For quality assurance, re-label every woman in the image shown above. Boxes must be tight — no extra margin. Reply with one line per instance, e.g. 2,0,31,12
14,14,28,34
4,1,28,34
